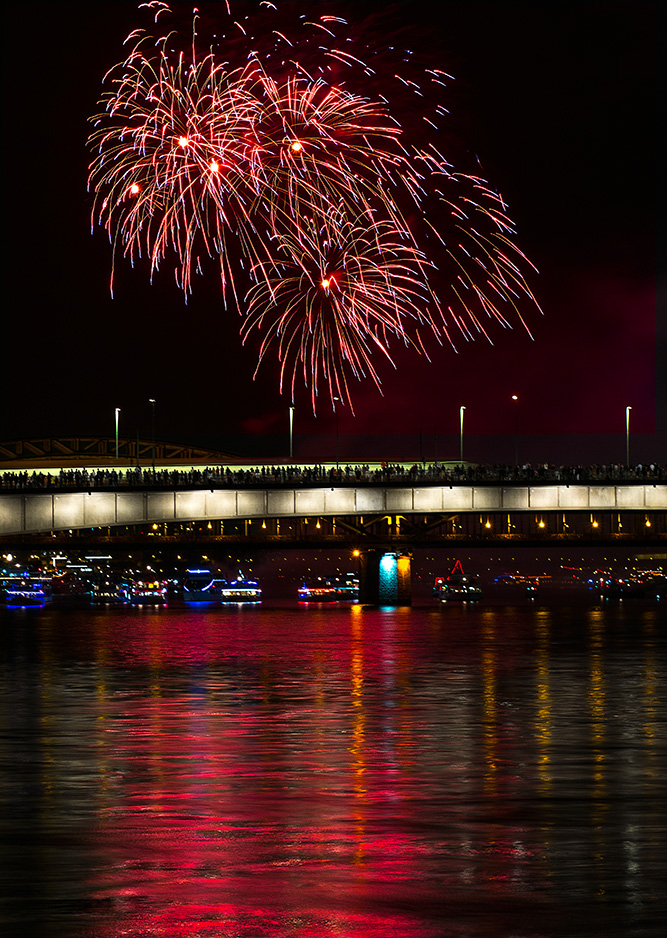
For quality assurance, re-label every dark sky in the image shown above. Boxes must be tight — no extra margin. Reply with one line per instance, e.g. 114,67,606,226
3,2,661,464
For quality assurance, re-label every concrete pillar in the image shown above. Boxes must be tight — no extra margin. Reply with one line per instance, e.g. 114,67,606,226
359,549,412,605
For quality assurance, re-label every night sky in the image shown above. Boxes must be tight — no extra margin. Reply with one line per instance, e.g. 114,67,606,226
3,2,661,465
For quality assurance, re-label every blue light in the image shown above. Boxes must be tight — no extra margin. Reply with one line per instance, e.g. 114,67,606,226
378,552,398,605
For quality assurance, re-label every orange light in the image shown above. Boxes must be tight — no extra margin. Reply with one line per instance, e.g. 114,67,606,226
129,183,140,195
290,140,303,152
321,278,330,289
178,136,189,147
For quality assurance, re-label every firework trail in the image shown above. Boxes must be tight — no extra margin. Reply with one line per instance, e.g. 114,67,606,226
88,0,540,411
242,199,439,409
88,42,264,302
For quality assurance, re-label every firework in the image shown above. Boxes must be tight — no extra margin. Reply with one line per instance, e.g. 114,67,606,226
88,44,264,302
88,1,540,411
240,71,414,230
241,202,440,410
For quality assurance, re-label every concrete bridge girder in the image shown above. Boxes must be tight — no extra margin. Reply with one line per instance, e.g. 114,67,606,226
0,484,665,536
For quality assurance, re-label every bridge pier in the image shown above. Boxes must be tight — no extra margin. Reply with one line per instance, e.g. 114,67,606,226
359,549,412,605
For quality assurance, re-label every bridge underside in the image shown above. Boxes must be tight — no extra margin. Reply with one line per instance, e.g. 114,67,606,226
2,508,665,549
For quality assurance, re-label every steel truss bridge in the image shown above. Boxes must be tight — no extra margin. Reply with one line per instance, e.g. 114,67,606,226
0,437,234,467
1,481,665,547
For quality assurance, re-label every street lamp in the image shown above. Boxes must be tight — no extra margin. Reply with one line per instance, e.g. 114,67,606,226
333,396,340,471
289,404,295,461
459,406,466,464
115,407,121,460
511,395,519,465
149,399,156,470
626,405,632,467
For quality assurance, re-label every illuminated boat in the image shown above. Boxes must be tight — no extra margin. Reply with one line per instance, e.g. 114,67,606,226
91,577,130,604
183,569,262,603
4,579,52,607
494,573,541,596
298,573,360,603
183,568,218,602
129,579,169,604
219,574,262,603
435,561,483,603
51,572,92,606
597,570,666,600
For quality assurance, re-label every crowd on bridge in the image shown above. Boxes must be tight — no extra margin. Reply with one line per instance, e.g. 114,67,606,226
1,461,665,492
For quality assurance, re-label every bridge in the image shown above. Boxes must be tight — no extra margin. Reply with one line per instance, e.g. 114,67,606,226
1,480,665,542
0,437,238,468
2,478,665,604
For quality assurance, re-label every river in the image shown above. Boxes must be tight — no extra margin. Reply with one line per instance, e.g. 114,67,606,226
1,599,665,937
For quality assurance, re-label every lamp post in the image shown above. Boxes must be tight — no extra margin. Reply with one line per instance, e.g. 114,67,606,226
289,404,295,461
459,406,466,464
115,407,120,460
333,397,340,471
149,399,156,470
625,405,632,467
511,395,519,465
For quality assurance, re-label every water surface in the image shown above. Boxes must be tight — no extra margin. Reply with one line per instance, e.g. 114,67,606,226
1,601,665,937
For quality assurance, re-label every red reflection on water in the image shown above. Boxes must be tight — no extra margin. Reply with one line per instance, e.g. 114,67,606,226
58,607,550,937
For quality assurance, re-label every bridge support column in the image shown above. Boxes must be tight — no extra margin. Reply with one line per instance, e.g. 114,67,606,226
359,549,412,605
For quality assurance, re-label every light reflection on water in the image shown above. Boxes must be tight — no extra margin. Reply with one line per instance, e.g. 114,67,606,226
1,602,666,937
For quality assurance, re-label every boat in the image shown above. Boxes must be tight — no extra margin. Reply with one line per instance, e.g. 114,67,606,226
298,573,360,603
435,561,483,603
3,578,52,607
183,569,262,603
129,578,169,604
91,577,130,605
51,571,92,606
183,568,219,602
596,569,666,600
219,574,262,603
494,573,541,597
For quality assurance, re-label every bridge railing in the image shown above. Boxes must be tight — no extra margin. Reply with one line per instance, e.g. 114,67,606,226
2,463,666,492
